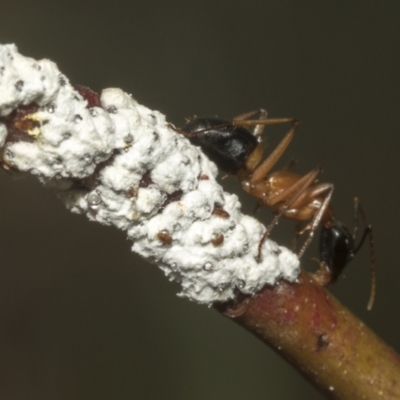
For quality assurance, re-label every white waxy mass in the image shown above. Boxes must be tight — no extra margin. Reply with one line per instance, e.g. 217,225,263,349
0,44,299,304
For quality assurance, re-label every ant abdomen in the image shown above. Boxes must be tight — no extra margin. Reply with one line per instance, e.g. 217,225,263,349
319,221,355,284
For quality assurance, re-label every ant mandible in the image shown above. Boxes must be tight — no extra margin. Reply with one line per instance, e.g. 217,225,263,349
173,109,376,309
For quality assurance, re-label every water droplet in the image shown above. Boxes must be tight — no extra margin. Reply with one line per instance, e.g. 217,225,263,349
170,262,177,269
174,223,181,231
62,132,71,139
89,108,97,117
87,191,101,208
124,134,133,144
205,205,211,212
46,104,55,113
107,105,117,114
188,211,195,219
74,114,82,123
237,280,245,289
203,262,213,271
229,223,236,230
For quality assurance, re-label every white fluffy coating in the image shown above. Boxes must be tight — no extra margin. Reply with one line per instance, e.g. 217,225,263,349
0,44,299,304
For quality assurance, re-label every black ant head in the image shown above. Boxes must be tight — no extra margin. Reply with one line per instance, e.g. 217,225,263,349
183,117,258,174
319,220,355,284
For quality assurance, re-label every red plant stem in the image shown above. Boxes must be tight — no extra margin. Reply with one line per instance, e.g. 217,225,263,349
216,270,400,399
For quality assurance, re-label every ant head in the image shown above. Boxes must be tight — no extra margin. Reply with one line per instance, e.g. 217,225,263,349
183,117,258,174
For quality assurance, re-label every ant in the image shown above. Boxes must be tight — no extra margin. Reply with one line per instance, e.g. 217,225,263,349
173,109,376,309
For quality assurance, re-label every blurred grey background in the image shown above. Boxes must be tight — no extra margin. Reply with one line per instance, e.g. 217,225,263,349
1,1,399,399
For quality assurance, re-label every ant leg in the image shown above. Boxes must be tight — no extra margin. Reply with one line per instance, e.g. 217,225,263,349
352,196,360,239
256,167,322,261
248,121,300,185
352,198,376,310
297,185,334,259
267,167,322,208
233,109,268,137
234,117,296,129
233,109,266,122
292,221,304,251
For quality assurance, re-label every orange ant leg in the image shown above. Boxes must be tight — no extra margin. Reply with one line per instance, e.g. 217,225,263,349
232,109,267,122
267,167,322,208
256,167,322,261
232,109,268,139
248,121,299,185
297,185,334,258
233,109,298,140
234,117,297,130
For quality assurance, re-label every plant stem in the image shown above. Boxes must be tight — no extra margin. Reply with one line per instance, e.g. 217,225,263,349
216,270,400,399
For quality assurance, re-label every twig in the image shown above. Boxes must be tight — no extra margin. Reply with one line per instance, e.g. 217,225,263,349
1,44,399,399
216,270,400,399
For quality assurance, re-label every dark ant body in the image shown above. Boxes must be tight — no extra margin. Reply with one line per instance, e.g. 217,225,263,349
174,110,375,309
182,116,260,174
316,198,375,309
